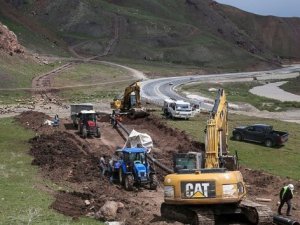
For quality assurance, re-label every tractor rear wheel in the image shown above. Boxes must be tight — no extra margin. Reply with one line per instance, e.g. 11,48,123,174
149,174,158,190
124,174,134,191
96,127,101,138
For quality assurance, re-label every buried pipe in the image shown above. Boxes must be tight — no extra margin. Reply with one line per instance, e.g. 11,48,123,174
147,155,174,174
273,215,300,225
110,115,174,174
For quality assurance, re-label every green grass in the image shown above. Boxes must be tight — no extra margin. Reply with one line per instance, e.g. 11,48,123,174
162,113,300,180
57,80,131,102
0,118,102,224
181,81,300,111
0,52,61,89
53,62,132,87
0,90,32,104
106,57,206,77
280,75,300,95
54,62,133,102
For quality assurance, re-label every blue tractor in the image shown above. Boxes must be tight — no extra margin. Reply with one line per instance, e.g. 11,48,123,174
112,148,157,191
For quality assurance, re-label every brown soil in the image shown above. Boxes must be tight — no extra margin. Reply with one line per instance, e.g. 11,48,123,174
16,111,300,224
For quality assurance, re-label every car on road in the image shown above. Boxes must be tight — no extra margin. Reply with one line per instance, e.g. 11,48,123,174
232,124,288,147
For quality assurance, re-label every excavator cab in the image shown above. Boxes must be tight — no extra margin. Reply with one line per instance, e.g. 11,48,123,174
110,81,149,119
173,152,203,173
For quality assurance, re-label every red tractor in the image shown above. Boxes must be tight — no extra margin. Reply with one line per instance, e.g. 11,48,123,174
77,110,101,138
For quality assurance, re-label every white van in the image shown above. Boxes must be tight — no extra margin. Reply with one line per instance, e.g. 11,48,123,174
162,99,192,119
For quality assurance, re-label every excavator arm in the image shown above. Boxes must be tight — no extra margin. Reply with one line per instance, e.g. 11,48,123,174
122,81,142,110
205,89,229,169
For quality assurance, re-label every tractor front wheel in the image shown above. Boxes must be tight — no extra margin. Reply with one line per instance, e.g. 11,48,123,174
149,174,158,190
118,168,124,184
124,174,134,191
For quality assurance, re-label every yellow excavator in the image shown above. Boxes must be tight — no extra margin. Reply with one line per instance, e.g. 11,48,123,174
161,89,273,225
110,81,149,119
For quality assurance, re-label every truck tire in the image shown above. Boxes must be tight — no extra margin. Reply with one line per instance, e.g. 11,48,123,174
124,174,134,191
96,127,101,138
82,127,87,139
265,139,273,147
149,174,158,190
234,133,242,141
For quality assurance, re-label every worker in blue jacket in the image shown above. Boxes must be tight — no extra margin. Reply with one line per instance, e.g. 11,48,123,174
278,184,294,216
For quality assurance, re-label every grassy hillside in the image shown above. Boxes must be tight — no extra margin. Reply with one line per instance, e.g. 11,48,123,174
219,4,300,60
4,0,281,71
0,5,69,56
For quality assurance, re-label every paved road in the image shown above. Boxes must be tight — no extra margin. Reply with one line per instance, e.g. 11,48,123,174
141,64,300,110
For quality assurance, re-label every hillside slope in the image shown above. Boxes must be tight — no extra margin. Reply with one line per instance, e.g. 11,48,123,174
219,4,300,60
1,0,300,71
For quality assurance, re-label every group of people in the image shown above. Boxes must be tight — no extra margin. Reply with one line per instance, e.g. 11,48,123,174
99,152,122,183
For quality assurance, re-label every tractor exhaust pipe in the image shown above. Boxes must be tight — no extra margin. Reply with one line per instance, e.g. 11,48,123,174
273,215,300,225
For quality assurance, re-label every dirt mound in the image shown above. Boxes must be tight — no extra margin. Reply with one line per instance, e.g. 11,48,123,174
29,130,166,224
29,131,100,182
122,116,204,171
15,111,51,131
0,22,24,55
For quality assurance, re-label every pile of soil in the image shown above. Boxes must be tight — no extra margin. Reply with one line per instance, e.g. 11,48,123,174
16,111,50,131
0,22,24,55
123,116,204,171
28,130,164,224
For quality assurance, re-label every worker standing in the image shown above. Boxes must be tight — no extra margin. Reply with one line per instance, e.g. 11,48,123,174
278,184,294,216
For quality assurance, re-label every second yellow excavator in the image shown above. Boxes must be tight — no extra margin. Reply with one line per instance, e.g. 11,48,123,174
110,81,149,119
161,89,273,225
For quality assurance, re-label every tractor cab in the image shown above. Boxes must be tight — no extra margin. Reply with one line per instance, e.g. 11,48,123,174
77,110,101,138
115,147,157,191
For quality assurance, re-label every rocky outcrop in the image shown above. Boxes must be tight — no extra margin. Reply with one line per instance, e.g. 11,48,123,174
0,22,24,55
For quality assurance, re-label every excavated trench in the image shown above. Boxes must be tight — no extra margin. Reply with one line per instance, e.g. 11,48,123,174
16,111,300,224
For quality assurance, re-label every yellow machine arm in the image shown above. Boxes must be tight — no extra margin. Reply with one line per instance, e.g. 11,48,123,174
122,81,142,110
205,89,228,169
111,81,142,111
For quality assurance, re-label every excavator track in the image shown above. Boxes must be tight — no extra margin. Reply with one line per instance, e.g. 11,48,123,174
191,208,215,225
160,203,215,225
161,200,273,225
240,199,273,225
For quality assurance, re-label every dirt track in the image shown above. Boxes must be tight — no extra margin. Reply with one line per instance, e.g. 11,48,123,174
15,111,300,224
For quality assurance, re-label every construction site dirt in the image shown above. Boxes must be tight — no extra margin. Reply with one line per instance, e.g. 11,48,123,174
16,111,300,224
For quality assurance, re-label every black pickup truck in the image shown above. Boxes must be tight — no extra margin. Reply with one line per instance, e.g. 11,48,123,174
232,124,288,147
